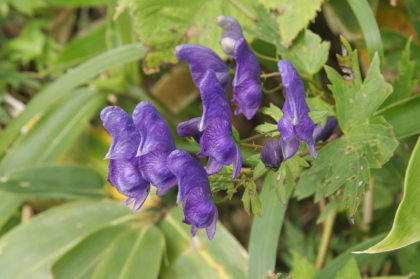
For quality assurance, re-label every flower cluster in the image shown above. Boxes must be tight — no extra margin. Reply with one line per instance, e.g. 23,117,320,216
101,15,319,240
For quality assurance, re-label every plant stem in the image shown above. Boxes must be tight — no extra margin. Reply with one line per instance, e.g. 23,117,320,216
226,0,257,22
254,52,279,62
239,129,279,143
361,176,375,234
261,72,280,79
315,206,337,269
262,84,283,94
239,142,264,149
209,179,237,183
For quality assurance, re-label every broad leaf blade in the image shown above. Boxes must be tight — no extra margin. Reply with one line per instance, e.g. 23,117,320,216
91,226,163,279
0,164,105,199
158,206,248,279
0,199,131,279
0,43,148,157
334,256,362,279
0,193,24,230
363,136,420,253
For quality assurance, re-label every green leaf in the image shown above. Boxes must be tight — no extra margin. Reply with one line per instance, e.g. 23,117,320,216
243,180,262,216
259,103,283,122
253,161,267,181
258,0,324,46
404,0,420,44
280,29,330,76
346,0,384,65
0,88,106,174
317,201,343,224
0,164,105,199
91,226,163,279
0,43,148,158
306,97,335,117
53,24,107,72
295,168,328,201
308,110,329,125
43,0,107,5
290,251,318,279
232,126,240,143
314,234,385,279
377,94,420,139
248,171,295,279
52,226,129,279
324,37,392,133
255,123,279,135
363,136,420,253
0,193,24,230
158,206,248,279
381,38,417,109
131,0,254,69
270,163,287,205
0,199,132,279
334,256,362,279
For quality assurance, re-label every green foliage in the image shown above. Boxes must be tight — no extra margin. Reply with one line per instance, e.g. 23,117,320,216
0,199,132,278
365,136,420,253
281,29,330,76
0,164,105,199
158,206,248,278
310,37,398,215
258,0,324,46
290,251,318,279
131,0,254,69
335,257,362,279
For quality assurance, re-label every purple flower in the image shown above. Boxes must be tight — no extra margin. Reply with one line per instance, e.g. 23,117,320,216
313,117,338,142
232,38,262,120
167,149,218,240
175,44,231,93
216,15,262,120
101,107,150,213
277,60,317,160
184,69,242,180
216,16,243,55
261,139,283,172
176,117,203,143
132,101,177,196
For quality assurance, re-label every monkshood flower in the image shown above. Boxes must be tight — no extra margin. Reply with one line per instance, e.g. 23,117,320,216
132,101,177,196
175,44,231,93
167,149,218,240
101,107,150,213
261,139,283,172
215,15,244,55
313,117,338,142
277,60,317,160
177,69,242,180
216,15,262,120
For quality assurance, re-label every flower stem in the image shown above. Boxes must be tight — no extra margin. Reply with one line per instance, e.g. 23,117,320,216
315,205,337,269
226,0,257,22
254,52,279,62
239,129,279,143
262,84,283,94
239,142,264,149
261,72,280,79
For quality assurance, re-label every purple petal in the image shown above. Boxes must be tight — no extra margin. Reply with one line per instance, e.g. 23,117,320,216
261,139,282,172
277,115,295,141
294,113,315,143
139,150,177,195
200,118,236,166
132,101,176,156
232,145,243,181
175,44,231,93
306,140,317,159
232,38,262,120
280,135,300,160
205,208,218,240
108,159,150,212
313,117,338,142
277,60,310,124
191,225,198,237
100,106,140,160
206,157,224,176
166,150,210,205
199,69,232,131
183,186,217,228
216,16,244,55
176,117,203,143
